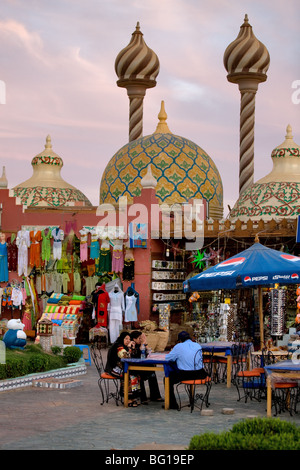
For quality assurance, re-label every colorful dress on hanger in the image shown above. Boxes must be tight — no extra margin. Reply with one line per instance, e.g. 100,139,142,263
112,241,124,273
124,292,138,322
29,230,42,268
99,241,111,273
79,228,88,262
41,229,52,262
92,285,110,328
90,229,100,260
0,241,9,282
52,227,64,260
16,229,30,276
7,236,18,272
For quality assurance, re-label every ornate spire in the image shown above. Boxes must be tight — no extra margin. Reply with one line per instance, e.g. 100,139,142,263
154,101,171,134
224,15,270,196
0,166,8,188
115,23,160,141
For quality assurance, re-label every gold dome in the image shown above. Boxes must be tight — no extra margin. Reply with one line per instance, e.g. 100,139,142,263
100,102,223,219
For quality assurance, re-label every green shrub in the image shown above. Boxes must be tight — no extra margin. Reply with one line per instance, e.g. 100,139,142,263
0,343,68,379
63,346,82,363
188,418,300,450
51,346,62,356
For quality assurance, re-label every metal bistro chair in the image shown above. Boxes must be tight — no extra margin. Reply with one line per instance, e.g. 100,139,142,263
176,348,214,413
215,342,250,385
263,350,299,417
90,340,122,406
234,344,265,403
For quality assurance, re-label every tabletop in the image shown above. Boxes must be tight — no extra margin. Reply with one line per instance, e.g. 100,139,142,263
265,359,300,373
121,353,175,376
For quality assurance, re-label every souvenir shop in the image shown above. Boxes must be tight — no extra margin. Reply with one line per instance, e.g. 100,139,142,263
0,224,141,347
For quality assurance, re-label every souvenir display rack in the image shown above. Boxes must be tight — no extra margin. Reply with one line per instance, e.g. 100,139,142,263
269,287,286,337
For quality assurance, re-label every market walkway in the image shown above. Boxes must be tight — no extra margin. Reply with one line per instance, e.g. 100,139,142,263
0,350,299,450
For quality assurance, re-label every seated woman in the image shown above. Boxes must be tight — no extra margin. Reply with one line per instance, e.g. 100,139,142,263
130,330,163,404
105,331,140,406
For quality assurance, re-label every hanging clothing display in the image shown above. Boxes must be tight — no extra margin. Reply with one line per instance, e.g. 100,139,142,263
112,240,124,273
41,229,52,262
29,230,42,268
124,286,139,322
52,227,64,260
7,236,17,272
108,284,125,343
79,228,89,262
99,240,111,273
0,235,9,282
92,284,110,328
90,229,100,260
16,229,30,276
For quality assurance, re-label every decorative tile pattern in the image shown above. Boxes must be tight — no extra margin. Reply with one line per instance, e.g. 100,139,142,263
230,181,300,220
100,132,223,218
13,186,92,208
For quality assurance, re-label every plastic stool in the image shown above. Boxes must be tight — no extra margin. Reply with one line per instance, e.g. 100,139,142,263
74,344,92,365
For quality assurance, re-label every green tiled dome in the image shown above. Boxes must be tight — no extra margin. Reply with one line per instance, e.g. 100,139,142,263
100,103,223,219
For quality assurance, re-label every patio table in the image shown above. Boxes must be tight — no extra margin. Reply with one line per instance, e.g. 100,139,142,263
121,353,175,409
264,360,300,417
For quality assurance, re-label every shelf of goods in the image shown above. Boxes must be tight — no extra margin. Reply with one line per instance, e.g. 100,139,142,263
39,293,85,345
151,260,187,301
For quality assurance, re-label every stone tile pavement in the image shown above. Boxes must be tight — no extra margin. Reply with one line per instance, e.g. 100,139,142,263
0,349,299,450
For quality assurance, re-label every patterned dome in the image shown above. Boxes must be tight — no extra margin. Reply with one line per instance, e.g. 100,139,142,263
12,135,92,208
100,102,223,219
229,125,300,221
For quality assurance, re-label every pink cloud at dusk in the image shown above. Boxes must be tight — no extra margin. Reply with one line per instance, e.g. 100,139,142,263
0,0,299,216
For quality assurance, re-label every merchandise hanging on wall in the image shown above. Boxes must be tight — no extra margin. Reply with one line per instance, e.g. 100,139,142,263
0,232,9,282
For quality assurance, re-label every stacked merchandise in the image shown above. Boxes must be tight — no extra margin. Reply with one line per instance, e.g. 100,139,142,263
39,293,85,344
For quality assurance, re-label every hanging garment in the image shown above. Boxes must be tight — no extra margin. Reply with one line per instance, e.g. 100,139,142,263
29,230,42,268
92,285,110,328
112,241,124,273
90,229,100,260
99,248,111,273
108,285,125,343
41,229,52,262
79,228,89,262
7,237,17,272
124,292,138,322
11,287,23,309
122,259,135,281
73,271,81,293
2,286,12,307
62,272,70,294
16,229,30,276
52,227,64,260
0,241,9,282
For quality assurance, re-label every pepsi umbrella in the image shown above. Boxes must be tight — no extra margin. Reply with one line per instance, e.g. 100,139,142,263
183,241,300,347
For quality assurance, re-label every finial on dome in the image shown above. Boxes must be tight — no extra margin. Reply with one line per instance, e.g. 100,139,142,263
136,21,141,32
285,124,293,140
140,164,157,189
244,14,249,24
155,101,171,134
45,135,52,149
0,166,8,188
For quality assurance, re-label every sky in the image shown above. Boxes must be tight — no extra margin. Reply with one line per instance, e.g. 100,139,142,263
0,0,299,217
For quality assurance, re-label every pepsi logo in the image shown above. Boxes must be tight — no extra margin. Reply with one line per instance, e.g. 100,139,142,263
292,273,299,279
217,257,245,269
281,254,300,262
244,276,251,282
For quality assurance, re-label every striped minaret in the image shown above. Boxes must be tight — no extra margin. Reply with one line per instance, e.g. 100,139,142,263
115,22,160,142
224,15,270,195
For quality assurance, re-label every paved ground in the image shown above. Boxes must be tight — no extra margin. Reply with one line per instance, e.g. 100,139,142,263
0,349,299,451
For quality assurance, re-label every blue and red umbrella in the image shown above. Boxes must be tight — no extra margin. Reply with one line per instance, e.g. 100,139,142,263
184,242,300,292
183,241,300,347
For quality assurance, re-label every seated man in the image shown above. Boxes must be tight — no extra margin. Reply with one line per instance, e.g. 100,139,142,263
165,331,207,409
130,330,163,404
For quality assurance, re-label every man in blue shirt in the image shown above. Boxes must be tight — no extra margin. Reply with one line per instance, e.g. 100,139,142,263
165,331,207,409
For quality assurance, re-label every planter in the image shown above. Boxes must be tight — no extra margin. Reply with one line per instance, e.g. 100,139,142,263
0,359,87,392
